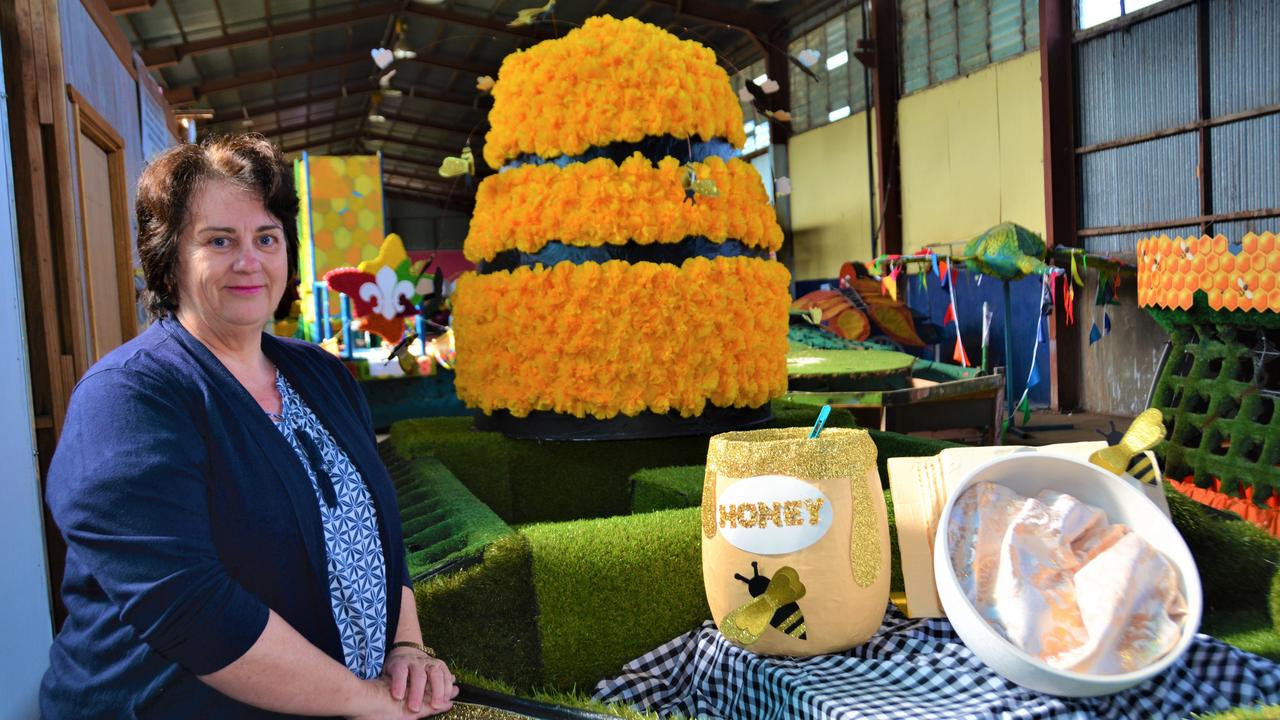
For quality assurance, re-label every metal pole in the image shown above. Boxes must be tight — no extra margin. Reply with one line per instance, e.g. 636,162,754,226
340,294,354,359
1003,279,1016,422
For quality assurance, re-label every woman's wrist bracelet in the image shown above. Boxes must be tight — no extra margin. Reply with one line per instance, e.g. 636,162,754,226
390,641,436,657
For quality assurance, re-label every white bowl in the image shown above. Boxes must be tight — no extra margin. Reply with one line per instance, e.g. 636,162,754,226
932,452,1203,697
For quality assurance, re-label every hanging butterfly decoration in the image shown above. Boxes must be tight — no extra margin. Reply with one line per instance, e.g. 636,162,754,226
509,0,554,27
789,49,822,83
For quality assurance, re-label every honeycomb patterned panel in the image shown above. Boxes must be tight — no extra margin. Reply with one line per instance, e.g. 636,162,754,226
1138,233,1280,313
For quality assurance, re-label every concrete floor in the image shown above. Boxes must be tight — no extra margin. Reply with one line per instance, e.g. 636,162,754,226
1005,409,1138,447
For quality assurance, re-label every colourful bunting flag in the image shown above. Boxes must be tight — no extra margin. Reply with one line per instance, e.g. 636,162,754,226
943,302,956,326
1019,396,1032,425
1028,362,1041,389
1065,284,1075,325
885,275,899,302
1104,311,1112,335
1048,272,1058,307
930,253,940,279
953,337,970,367
1036,316,1045,344
1089,322,1102,345
1071,254,1083,287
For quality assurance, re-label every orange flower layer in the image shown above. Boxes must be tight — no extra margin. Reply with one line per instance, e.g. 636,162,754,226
1137,232,1280,312
452,257,791,420
464,154,782,263
483,16,746,168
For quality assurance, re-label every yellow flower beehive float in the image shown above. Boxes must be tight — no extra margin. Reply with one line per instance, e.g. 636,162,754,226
452,16,791,438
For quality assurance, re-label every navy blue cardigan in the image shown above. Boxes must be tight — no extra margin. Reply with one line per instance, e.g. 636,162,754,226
41,317,411,719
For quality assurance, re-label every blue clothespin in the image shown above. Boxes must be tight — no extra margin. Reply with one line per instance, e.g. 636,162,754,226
809,405,832,439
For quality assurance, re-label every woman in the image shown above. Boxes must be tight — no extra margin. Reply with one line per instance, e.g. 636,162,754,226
40,134,457,718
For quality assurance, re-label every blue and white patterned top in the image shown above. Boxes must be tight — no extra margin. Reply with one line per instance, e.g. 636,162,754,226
270,371,387,679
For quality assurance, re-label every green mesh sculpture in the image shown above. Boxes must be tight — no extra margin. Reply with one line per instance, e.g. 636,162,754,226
962,222,1051,281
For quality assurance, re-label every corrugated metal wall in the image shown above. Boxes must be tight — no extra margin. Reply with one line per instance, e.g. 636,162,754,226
899,0,1038,95
1071,0,1280,416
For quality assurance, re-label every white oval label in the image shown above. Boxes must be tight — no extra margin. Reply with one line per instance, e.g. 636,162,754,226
717,475,833,555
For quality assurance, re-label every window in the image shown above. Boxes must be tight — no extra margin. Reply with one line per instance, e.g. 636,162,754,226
899,0,1040,95
787,6,871,133
731,60,773,155
1077,0,1167,30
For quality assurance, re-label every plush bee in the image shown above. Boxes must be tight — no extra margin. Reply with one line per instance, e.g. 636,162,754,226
681,164,719,205
1088,408,1165,486
721,561,807,646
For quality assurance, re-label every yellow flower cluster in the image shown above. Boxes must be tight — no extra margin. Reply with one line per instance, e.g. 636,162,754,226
483,16,747,169
465,154,782,262
452,257,791,419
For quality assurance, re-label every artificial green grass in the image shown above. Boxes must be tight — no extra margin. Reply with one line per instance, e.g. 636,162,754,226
525,508,709,690
630,466,703,513
415,533,542,688
452,667,676,720
1166,484,1280,613
390,456,513,579
786,345,917,376
1203,607,1280,661
1200,706,1280,719
388,402,860,525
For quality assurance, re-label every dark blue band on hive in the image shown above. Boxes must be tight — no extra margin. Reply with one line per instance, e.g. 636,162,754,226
503,136,737,171
476,236,769,275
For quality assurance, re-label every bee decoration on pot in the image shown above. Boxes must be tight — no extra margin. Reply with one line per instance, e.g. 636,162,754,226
720,561,807,646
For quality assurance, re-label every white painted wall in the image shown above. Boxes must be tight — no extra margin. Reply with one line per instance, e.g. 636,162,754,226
0,37,55,720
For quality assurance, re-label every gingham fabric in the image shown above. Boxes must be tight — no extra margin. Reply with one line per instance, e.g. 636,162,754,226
272,371,387,680
594,604,1280,719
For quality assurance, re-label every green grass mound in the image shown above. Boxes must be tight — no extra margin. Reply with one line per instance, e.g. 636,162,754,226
787,346,916,385
387,402,859,524
415,533,542,688
631,466,703,513
526,508,708,689
382,449,514,579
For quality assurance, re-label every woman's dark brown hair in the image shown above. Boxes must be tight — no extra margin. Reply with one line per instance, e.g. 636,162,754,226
136,133,300,318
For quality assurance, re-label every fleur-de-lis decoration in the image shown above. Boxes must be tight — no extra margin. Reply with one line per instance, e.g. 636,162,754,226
681,164,719,204
509,0,554,26
439,146,475,179
359,266,416,320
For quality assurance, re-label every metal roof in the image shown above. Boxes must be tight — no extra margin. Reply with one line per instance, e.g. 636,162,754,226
110,0,817,205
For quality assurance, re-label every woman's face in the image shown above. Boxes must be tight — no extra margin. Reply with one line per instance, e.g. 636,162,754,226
175,179,288,336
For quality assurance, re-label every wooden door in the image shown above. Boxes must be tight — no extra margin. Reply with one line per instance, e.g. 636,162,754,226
69,85,136,361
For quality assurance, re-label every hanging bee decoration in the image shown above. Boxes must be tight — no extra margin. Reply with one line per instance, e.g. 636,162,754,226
383,332,420,375
720,561,807,646
439,146,475,180
509,0,554,27
681,164,719,205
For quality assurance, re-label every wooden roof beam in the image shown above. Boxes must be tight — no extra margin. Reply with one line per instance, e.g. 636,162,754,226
256,109,367,139
140,3,397,68
379,107,480,138
405,5,552,39
647,0,780,36
141,3,543,70
208,81,484,126
107,0,159,15
165,50,498,104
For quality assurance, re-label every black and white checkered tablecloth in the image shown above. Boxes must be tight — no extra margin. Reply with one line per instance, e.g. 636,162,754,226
594,604,1280,719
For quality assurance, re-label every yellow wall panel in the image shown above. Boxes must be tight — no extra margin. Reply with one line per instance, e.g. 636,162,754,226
899,51,1045,254
788,111,877,281
786,51,1046,278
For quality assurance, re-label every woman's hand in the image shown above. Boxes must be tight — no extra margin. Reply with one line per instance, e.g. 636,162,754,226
346,672,455,720
383,647,458,715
